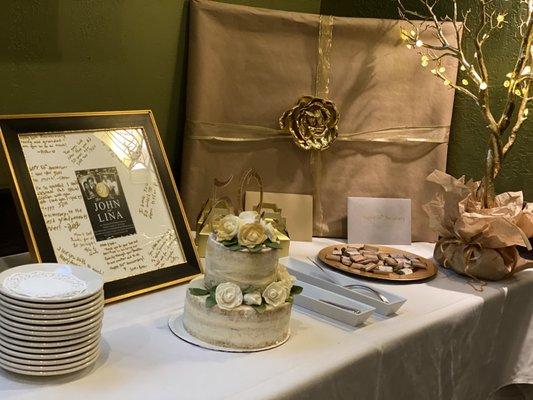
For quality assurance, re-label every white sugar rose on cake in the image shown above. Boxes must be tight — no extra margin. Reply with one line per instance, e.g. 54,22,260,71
182,211,301,350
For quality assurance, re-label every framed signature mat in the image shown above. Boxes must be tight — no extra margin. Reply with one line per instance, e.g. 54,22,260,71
0,110,201,302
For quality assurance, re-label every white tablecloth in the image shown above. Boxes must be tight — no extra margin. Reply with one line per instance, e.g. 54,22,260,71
1,239,532,400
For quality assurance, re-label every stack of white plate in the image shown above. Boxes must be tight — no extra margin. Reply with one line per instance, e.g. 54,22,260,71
0,263,104,376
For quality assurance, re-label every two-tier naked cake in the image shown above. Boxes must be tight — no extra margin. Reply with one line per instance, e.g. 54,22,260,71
182,211,300,350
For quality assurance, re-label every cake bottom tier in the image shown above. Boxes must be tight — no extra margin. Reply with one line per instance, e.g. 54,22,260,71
183,277,291,350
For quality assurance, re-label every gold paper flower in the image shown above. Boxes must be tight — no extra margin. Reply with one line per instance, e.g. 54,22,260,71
261,220,279,243
215,214,241,241
279,96,339,151
276,265,296,296
243,291,262,306
238,222,267,248
215,282,243,310
262,281,288,307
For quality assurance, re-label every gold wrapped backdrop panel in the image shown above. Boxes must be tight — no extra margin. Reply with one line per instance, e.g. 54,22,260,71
181,0,459,241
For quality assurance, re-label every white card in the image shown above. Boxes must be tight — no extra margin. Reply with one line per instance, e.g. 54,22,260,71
347,197,411,245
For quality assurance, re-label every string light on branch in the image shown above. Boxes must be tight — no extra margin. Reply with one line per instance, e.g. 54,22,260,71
496,12,507,27
397,0,533,208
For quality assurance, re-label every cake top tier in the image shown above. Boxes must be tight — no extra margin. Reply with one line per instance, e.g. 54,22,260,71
204,234,279,290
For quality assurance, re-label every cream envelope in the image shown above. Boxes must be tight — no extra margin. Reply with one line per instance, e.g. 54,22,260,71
347,197,411,245
245,191,313,241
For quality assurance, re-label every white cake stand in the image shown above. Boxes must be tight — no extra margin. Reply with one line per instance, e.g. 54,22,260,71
168,312,290,353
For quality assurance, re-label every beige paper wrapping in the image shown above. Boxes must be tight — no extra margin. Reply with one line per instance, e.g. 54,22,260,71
181,0,459,241
425,170,533,282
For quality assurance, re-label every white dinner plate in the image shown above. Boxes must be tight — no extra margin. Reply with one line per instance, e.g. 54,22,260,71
168,312,290,353
0,338,100,360
0,323,101,343
0,317,102,337
0,348,99,372
0,335,100,354
0,312,103,332
0,303,104,325
0,290,103,310
0,263,103,303
0,327,101,348
0,344,99,367
0,293,104,316
0,350,99,375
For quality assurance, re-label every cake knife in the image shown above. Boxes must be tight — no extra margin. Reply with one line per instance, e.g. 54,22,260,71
319,299,361,314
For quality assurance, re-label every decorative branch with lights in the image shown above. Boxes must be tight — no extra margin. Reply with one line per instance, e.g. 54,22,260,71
398,0,533,208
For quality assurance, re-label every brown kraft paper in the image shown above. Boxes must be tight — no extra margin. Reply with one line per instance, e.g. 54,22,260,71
181,0,459,241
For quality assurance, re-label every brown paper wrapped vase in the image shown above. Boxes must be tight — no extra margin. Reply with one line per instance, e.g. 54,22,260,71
425,170,533,282
181,0,459,241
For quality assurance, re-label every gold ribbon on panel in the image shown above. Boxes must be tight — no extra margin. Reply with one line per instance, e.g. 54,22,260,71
310,15,334,235
187,121,285,142
315,15,334,100
185,120,450,144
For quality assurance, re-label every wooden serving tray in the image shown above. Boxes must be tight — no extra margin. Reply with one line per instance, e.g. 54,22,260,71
318,244,437,282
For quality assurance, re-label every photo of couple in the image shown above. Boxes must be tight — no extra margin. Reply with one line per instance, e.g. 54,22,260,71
78,169,120,201
75,167,136,242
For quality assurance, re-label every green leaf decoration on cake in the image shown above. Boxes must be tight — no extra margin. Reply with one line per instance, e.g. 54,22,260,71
221,238,238,246
287,296,294,304
243,286,257,294
265,240,282,249
248,244,264,253
252,303,267,313
189,288,210,296
290,285,303,295
205,295,217,308
222,238,243,251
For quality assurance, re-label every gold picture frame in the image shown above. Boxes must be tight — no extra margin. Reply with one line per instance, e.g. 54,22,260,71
0,110,201,303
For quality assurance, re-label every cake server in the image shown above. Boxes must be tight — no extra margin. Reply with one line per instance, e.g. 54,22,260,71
306,257,390,304
294,279,374,327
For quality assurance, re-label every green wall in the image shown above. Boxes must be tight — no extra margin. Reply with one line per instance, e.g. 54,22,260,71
0,0,530,200
0,0,190,186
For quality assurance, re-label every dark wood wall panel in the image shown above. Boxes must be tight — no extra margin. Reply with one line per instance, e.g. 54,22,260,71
0,188,27,257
